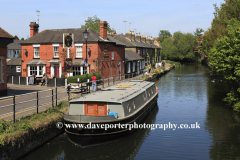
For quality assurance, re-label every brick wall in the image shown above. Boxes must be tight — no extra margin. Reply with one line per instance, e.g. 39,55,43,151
21,42,125,79
0,47,7,95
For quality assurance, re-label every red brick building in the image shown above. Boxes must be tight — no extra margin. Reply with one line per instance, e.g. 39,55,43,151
0,27,14,96
21,21,125,79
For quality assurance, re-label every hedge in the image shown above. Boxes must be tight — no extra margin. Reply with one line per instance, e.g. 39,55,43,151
67,72,101,84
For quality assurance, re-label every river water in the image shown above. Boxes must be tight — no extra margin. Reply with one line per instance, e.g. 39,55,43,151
21,64,240,160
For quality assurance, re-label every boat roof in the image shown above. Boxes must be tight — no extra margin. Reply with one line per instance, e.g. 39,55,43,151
70,80,155,103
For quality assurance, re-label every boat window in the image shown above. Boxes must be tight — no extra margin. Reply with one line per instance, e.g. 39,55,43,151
151,88,154,94
127,104,131,112
143,93,146,101
149,92,151,97
133,102,135,109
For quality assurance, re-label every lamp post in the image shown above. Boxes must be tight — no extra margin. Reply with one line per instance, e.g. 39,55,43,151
83,29,89,82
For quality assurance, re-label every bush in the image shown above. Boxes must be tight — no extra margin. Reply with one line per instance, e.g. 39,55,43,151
61,73,65,78
67,72,101,84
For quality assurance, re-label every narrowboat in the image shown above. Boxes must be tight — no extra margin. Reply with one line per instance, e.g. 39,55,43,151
64,80,158,146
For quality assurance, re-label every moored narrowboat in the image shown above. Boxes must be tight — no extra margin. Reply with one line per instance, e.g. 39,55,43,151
64,80,158,146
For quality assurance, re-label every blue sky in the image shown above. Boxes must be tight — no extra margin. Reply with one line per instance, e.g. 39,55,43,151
0,0,225,39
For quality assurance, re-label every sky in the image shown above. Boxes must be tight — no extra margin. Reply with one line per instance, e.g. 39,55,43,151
0,0,225,39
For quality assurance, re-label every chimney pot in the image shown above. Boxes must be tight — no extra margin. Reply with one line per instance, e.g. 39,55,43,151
29,22,39,37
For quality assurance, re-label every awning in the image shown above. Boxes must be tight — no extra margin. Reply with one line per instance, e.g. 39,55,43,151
47,60,61,63
27,60,46,65
72,60,84,66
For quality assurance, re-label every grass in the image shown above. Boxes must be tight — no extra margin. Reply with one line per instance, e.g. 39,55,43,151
0,101,69,147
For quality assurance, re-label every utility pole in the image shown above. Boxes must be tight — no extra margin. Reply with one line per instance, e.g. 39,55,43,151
36,10,40,25
123,20,127,34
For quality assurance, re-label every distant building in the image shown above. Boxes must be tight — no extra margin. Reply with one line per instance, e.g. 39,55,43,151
112,31,161,75
0,27,14,96
21,21,125,79
7,58,21,77
7,40,22,59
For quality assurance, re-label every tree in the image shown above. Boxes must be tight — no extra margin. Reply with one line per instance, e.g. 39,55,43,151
14,35,19,40
208,20,240,111
158,30,172,43
17,52,21,58
81,15,115,33
21,38,24,40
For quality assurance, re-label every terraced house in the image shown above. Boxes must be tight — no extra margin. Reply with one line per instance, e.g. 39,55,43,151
21,21,125,79
111,31,161,75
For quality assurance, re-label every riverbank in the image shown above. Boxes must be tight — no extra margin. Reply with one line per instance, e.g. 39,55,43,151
142,63,175,81
0,102,68,160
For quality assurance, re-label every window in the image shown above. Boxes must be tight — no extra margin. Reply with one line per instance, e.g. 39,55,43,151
112,52,114,60
133,62,136,72
127,62,131,73
73,66,81,76
75,44,83,58
29,65,44,77
16,66,21,72
53,47,59,57
34,47,40,58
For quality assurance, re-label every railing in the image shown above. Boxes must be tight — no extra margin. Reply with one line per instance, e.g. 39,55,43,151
0,72,148,122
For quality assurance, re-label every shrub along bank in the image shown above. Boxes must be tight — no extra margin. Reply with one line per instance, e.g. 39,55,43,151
67,72,101,83
0,101,69,160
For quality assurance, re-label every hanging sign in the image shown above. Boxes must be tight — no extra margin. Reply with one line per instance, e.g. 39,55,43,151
46,67,50,74
64,58,72,73
63,33,74,48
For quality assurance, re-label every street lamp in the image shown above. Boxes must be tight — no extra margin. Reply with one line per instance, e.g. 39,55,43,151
83,28,89,82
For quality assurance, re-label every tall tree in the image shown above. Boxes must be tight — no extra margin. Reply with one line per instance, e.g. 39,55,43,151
81,15,115,33
13,35,19,40
158,30,172,43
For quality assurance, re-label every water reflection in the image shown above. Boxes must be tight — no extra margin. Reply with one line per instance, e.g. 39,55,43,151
21,105,159,160
20,64,240,160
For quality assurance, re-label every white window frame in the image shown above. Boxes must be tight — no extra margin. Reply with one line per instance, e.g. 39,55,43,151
73,66,82,76
16,66,21,72
28,65,45,77
33,44,40,58
75,43,83,58
53,44,59,58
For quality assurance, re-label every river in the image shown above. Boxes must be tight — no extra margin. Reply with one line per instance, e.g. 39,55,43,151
20,64,240,160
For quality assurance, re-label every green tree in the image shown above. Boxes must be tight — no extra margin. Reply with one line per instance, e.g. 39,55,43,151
21,38,24,40
208,20,240,111
158,30,172,43
17,52,21,58
14,35,19,40
81,15,115,33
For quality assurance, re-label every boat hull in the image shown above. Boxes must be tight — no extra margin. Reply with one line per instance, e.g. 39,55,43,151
65,93,158,147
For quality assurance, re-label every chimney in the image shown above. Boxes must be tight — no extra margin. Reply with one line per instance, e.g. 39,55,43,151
125,30,132,40
142,35,146,43
146,36,151,44
99,21,108,39
136,33,141,42
131,31,135,41
29,22,39,37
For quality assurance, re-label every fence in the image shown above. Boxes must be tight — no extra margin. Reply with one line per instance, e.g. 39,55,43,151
1,72,148,122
